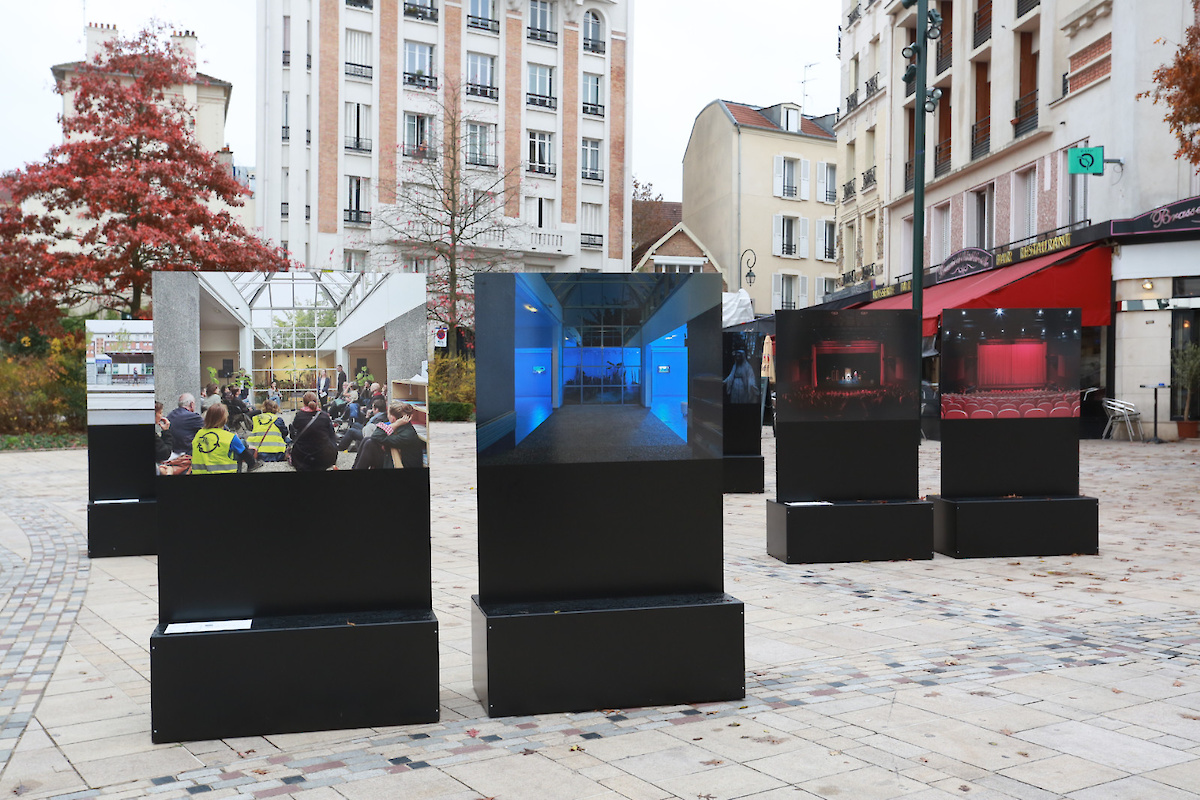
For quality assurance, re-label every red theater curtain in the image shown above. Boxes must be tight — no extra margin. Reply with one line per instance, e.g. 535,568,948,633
978,342,1046,388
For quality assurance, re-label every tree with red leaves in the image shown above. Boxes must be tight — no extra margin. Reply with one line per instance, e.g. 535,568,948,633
1140,0,1200,173
0,26,290,340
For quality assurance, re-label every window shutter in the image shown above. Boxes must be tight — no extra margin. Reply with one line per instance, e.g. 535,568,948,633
817,219,827,261
772,214,783,256
799,217,810,259
799,275,810,308
817,161,827,204
800,158,811,200
771,273,783,312
816,276,827,305
773,156,784,198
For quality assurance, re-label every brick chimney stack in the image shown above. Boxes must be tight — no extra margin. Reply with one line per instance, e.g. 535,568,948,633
85,23,118,60
170,29,199,79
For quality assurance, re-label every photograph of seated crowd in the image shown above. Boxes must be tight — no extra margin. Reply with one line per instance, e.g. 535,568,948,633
939,308,1082,420
153,271,428,475
775,310,919,423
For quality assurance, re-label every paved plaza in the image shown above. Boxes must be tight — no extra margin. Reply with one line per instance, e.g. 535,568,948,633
1,424,1199,799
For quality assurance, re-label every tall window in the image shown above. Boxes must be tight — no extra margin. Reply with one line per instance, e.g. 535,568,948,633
282,15,292,64
817,161,837,203
581,139,602,180
404,113,433,157
783,106,800,132
932,203,951,263
346,176,369,224
529,0,554,35
774,156,801,198
1068,168,1088,227
528,131,554,174
345,30,372,79
282,91,290,139
524,196,555,228
467,53,496,98
582,73,603,115
344,249,367,272
405,42,436,88
772,215,807,258
818,219,836,260
583,10,604,52
466,122,496,166
345,103,371,151
402,257,432,274
972,184,995,249
1014,167,1037,240
528,64,555,107
468,0,499,31
581,202,603,247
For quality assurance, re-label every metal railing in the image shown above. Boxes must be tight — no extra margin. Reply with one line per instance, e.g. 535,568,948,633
305,205,310,220
282,125,290,141
344,209,371,225
865,73,880,99
583,102,604,116
528,27,557,44
782,242,797,256
281,202,289,218
404,72,438,89
346,0,372,7
934,138,952,177
824,186,838,203
971,117,991,159
466,152,498,167
1017,0,1040,17
1062,72,1070,97
862,165,877,190
403,143,434,159
996,219,1090,254
306,129,311,145
823,243,836,261
905,159,915,192
581,233,604,248
403,2,438,22
584,38,605,54
468,15,499,32
843,178,857,201
527,162,556,176
936,32,953,74
527,93,557,109
467,83,499,99
582,168,604,181
906,77,916,97
345,62,373,80
782,183,797,198
283,50,291,66
845,90,859,114
974,0,992,48
1014,89,1038,136
345,135,372,153
307,54,312,69
847,3,862,26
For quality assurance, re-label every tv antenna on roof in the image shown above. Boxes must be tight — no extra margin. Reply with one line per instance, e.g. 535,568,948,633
802,62,819,114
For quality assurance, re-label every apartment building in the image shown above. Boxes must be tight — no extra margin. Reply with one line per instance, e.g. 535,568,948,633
838,0,1200,431
834,0,894,293
255,0,632,275
682,100,838,315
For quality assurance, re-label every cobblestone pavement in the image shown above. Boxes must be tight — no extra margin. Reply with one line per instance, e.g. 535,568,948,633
1,427,1199,800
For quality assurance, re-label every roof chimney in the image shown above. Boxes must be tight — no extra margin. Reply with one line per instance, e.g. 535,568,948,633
170,29,198,79
85,23,118,61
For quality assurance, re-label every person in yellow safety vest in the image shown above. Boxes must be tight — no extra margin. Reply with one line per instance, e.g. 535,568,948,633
192,403,257,474
248,399,290,462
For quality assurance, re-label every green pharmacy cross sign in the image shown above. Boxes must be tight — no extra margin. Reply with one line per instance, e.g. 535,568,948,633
1069,146,1105,175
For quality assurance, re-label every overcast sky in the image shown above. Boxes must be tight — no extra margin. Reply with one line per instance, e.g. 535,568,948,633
0,0,841,201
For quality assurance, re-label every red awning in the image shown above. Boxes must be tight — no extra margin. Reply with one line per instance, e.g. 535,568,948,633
861,245,1112,336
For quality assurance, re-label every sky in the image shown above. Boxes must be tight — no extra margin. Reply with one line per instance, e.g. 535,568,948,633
0,0,842,202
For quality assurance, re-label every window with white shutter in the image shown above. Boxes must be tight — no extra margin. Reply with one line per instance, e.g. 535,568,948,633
817,161,828,205
798,275,810,308
771,273,783,311
799,217,810,259
816,217,827,260
773,156,784,198
800,158,811,200
772,214,783,256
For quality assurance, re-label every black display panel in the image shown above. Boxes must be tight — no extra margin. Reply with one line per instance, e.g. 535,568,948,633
776,310,919,423
940,308,1082,420
476,273,723,466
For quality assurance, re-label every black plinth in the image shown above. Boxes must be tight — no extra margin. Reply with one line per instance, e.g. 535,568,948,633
87,500,157,557
776,421,920,502
472,593,744,718
723,455,765,494
932,495,1099,558
766,499,933,564
941,419,1080,498
151,610,439,743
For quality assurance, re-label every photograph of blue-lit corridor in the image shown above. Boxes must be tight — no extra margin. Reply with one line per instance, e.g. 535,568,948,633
475,273,724,465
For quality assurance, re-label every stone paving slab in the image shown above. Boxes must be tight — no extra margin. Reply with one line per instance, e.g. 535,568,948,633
0,427,1198,799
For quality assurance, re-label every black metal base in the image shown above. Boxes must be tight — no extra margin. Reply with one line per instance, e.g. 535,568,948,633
151,610,439,743
472,593,745,718
766,499,933,564
723,455,765,494
87,500,157,557
932,495,1099,558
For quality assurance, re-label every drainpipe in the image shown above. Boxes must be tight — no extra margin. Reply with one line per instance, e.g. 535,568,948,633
735,120,743,292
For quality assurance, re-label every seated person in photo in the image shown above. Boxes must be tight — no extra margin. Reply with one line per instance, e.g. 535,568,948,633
200,383,221,412
267,380,283,404
191,403,258,474
224,385,254,420
337,396,388,452
329,382,357,420
247,399,290,462
352,402,426,470
166,393,204,456
289,391,338,472
153,401,173,464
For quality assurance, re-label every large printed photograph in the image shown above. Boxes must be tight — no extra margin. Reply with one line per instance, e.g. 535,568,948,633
775,309,919,422
475,273,723,465
150,271,429,474
940,308,1082,420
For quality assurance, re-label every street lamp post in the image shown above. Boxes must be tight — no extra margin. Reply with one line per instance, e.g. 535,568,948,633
741,249,757,288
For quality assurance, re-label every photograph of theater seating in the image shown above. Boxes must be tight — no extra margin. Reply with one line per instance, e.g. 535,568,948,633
476,273,723,466
776,309,919,423
940,308,1082,420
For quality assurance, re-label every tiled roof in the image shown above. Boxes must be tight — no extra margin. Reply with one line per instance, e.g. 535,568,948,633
720,100,836,140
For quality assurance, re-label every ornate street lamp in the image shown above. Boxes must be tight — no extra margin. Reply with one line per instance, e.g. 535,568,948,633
741,249,757,288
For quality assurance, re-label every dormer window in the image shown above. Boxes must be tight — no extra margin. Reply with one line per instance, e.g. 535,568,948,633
783,106,800,133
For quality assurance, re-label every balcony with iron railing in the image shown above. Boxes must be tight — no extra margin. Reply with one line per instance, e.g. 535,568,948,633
905,159,915,192
843,178,857,201
467,83,499,100
865,73,880,99
582,168,604,182
1017,0,1040,18
305,205,310,220
906,77,916,97
581,233,603,248
583,102,604,117
936,32,953,74
847,3,862,26
862,165,877,190
468,15,500,33
306,129,311,145
823,243,837,261
403,143,435,159
281,202,289,218
845,90,859,114
934,139,952,177
1014,89,1038,136
345,135,372,153
283,50,291,66
782,242,797,256
584,37,605,54
282,125,290,141
824,185,838,203
404,2,438,22
971,117,991,159
974,0,992,48
466,152,498,168
527,93,557,109
346,0,372,8
782,183,797,198
404,72,437,90
344,209,371,225
528,26,557,44
345,62,373,80
527,162,556,176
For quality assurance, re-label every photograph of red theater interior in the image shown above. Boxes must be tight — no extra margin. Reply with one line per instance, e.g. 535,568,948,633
940,308,1082,420
777,310,918,422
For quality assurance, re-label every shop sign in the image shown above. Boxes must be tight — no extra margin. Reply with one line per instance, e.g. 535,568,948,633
871,279,912,301
1113,195,1200,235
995,231,1073,266
937,248,994,283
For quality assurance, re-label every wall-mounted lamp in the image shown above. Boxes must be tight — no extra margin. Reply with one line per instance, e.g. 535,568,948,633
741,248,757,287
1142,279,1154,291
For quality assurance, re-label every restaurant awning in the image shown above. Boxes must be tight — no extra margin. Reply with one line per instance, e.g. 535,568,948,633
859,245,1112,336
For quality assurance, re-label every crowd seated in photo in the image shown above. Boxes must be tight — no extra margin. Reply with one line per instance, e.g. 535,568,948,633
781,385,918,420
941,389,1081,419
